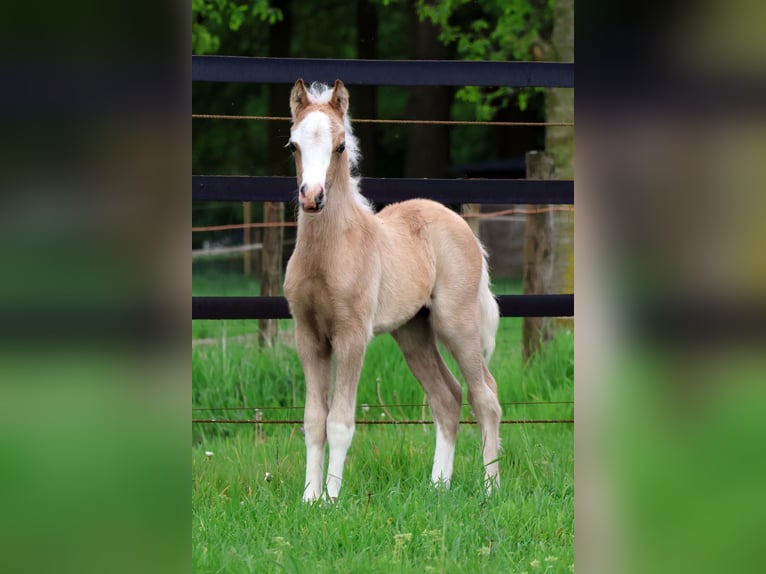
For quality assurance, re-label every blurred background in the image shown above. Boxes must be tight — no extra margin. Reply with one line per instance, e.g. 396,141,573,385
577,1,766,573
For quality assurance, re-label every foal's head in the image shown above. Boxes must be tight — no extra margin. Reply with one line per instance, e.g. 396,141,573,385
288,79,361,214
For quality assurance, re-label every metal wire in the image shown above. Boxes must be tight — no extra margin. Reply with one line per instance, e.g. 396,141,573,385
192,418,573,425
192,113,574,127
192,401,573,411
192,221,297,232
192,206,574,233
193,401,573,425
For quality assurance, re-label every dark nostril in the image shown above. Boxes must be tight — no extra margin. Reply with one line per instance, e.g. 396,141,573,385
299,184,307,197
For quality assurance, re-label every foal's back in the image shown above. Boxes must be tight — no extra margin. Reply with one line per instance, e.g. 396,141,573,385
377,198,484,286
371,199,485,333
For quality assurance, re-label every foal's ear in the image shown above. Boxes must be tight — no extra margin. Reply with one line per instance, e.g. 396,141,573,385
290,78,309,119
330,79,349,116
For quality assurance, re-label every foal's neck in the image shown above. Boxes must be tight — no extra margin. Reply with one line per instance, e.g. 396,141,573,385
296,162,372,242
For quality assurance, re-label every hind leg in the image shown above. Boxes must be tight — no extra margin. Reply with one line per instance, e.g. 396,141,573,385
392,313,462,487
431,303,502,492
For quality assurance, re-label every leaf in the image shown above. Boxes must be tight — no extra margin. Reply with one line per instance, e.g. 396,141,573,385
518,90,529,112
192,23,221,55
229,8,245,31
413,0,553,121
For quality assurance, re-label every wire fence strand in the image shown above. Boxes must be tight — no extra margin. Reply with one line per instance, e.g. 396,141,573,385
192,401,573,425
193,221,297,232
192,418,573,425
193,113,574,128
192,401,573,411
192,206,574,233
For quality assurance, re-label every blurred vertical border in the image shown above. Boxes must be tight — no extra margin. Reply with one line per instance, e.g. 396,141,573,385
576,1,766,573
0,1,189,573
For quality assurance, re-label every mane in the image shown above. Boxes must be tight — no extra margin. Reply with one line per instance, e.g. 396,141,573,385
305,82,362,174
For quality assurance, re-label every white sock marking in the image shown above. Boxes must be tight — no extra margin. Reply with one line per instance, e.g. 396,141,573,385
431,423,455,488
303,440,325,503
325,420,354,499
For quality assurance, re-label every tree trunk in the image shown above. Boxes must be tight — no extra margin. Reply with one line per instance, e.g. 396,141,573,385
260,0,291,346
522,151,555,363
243,201,252,275
355,0,377,177
544,0,574,306
545,0,574,179
404,11,452,178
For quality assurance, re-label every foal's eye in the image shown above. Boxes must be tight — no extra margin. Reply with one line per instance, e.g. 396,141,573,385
287,142,296,153
336,142,346,154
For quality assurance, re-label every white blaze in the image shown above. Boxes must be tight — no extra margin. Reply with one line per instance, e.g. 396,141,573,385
292,111,333,190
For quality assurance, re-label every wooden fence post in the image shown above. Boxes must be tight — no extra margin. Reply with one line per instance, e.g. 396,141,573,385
243,202,252,276
522,151,555,362
258,202,284,346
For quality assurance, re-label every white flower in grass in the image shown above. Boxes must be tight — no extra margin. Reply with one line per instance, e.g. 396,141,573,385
264,472,273,482
272,536,291,547
205,451,214,459
269,536,291,564
392,532,412,562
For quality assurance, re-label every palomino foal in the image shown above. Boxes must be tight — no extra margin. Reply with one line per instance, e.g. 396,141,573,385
283,79,502,502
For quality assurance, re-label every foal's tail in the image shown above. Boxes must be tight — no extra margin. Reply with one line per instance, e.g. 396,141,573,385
477,246,500,363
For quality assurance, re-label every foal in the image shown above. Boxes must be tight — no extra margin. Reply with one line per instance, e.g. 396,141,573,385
283,79,502,502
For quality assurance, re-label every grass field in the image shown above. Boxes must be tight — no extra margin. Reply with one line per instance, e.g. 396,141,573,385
192,264,573,572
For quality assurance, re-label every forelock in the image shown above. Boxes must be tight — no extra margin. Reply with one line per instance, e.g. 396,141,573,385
306,82,333,104
293,82,361,173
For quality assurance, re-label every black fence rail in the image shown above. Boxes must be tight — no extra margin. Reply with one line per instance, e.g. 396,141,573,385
192,295,574,320
193,176,574,205
193,56,574,321
192,56,574,87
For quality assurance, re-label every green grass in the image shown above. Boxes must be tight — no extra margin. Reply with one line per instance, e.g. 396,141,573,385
193,421,573,573
193,266,573,572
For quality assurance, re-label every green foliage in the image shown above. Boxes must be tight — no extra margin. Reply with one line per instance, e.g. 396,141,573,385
192,0,283,55
416,0,550,61
415,0,552,119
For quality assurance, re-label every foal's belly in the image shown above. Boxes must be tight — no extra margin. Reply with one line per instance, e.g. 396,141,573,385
370,225,436,334
371,279,431,335
372,313,413,335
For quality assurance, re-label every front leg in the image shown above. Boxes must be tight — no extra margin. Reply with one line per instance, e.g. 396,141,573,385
325,329,370,500
296,324,331,503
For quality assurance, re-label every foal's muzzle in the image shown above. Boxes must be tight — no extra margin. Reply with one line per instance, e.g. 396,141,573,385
299,183,325,213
